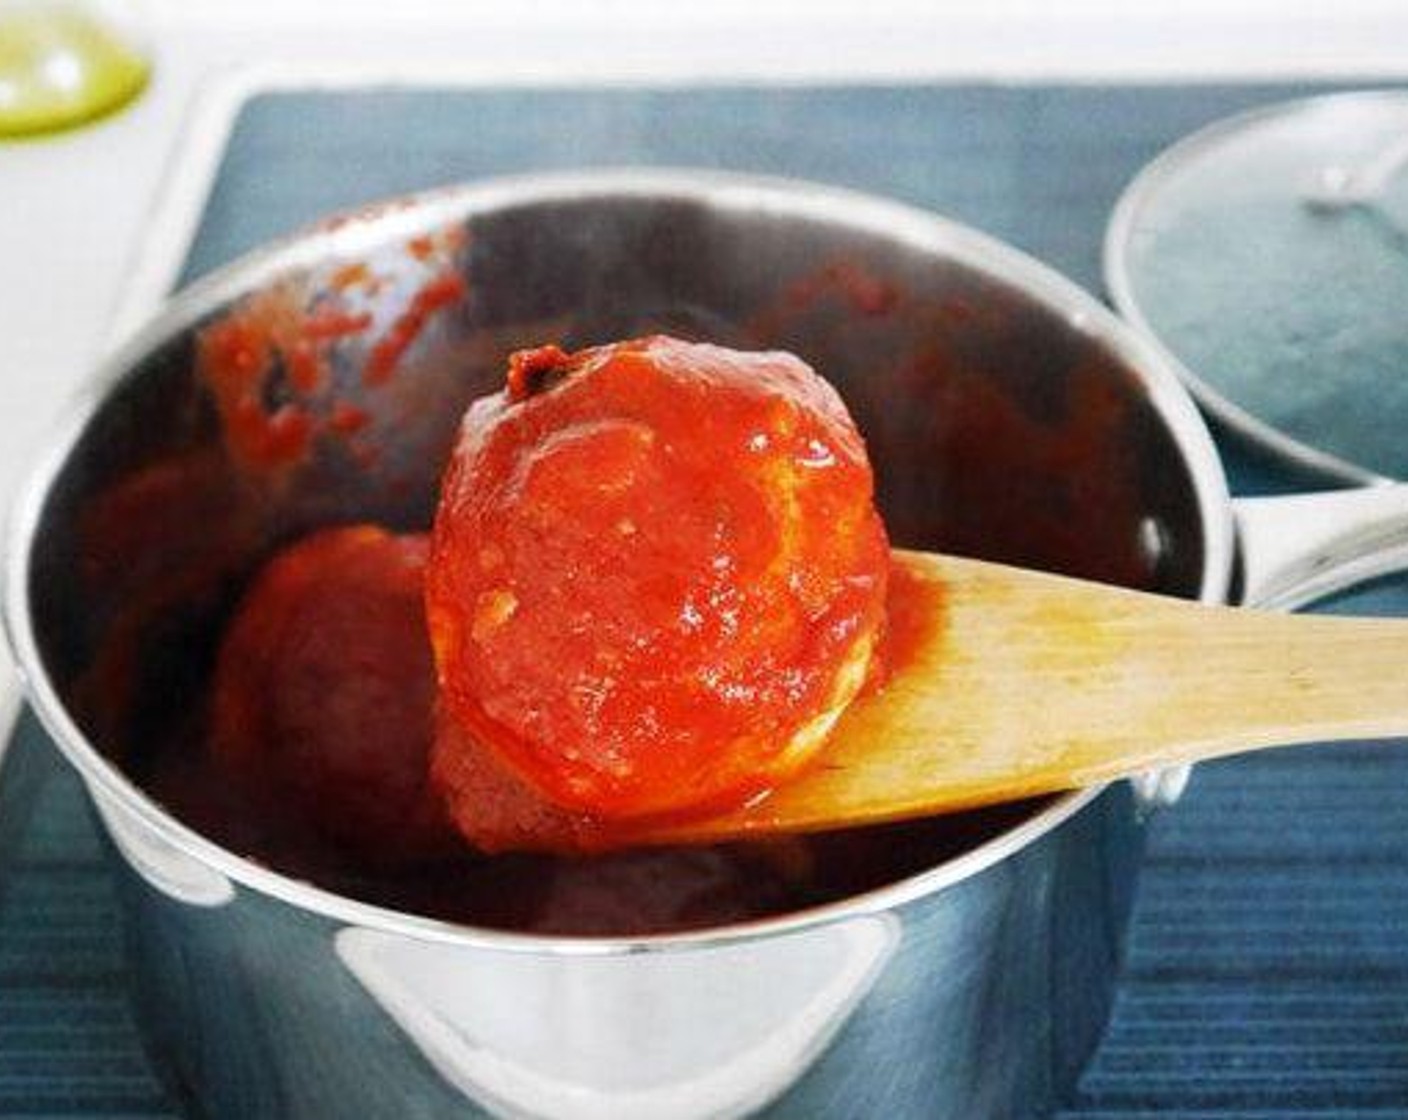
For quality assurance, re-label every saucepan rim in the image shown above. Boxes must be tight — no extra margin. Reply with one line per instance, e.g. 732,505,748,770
3,168,1235,955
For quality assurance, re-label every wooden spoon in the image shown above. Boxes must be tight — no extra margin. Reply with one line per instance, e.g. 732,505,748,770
643,549,1408,845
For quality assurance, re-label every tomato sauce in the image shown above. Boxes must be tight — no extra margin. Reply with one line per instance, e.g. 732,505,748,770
426,336,890,825
194,224,468,479
363,271,467,387
96,265,1127,936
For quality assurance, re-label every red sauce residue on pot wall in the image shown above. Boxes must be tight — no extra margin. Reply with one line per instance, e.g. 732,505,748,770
884,341,1154,590
329,402,371,434
194,222,468,476
330,261,373,291
301,308,375,343
196,299,321,471
748,258,1157,593
747,259,900,341
363,270,467,387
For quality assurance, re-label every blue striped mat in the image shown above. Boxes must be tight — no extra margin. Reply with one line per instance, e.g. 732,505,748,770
5,82,1408,1118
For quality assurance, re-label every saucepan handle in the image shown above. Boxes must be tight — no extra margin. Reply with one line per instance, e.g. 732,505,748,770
1232,482,1408,610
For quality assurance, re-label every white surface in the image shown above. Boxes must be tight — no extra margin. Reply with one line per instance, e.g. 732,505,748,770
3,2,1408,738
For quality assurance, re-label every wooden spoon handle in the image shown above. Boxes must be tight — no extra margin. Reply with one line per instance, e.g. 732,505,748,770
651,550,1408,844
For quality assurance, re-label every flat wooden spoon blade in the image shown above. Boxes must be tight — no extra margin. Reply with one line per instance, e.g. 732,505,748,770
637,549,1408,845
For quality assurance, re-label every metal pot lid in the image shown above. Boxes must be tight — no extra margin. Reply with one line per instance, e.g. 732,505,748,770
1105,89,1408,483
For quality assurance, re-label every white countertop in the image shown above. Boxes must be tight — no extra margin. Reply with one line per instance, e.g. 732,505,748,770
3,0,1408,730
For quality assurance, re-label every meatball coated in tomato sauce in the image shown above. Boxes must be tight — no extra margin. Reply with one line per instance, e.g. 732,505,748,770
427,336,890,823
432,711,602,852
210,526,453,863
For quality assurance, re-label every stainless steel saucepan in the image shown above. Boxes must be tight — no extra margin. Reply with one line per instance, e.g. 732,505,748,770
9,170,1408,1119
